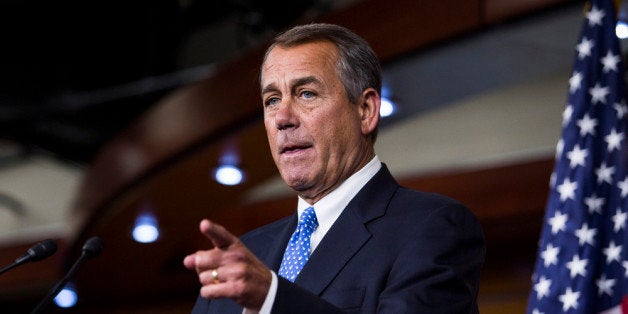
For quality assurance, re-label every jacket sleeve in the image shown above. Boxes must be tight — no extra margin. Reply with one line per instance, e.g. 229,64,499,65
271,277,345,314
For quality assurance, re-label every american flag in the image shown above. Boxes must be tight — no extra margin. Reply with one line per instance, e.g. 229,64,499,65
527,0,628,313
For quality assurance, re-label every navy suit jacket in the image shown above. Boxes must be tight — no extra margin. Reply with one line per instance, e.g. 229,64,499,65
191,164,485,313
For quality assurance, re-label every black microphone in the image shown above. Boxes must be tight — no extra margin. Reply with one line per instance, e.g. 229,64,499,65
31,236,104,314
0,239,57,275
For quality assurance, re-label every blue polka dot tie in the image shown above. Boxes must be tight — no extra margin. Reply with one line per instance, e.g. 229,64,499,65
278,206,318,282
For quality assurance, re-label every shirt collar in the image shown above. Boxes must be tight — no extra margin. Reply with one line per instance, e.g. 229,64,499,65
296,155,382,225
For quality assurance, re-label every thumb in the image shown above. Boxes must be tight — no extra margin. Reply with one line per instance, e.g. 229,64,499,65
200,219,238,249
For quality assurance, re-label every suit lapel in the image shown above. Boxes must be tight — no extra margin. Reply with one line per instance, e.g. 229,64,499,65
260,213,298,271
294,207,371,294
293,165,399,295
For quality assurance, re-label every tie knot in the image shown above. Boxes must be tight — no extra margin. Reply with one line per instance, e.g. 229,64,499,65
299,206,318,231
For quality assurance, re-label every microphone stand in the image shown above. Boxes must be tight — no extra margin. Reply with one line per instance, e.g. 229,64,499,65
31,237,102,314
30,253,89,314
0,262,21,275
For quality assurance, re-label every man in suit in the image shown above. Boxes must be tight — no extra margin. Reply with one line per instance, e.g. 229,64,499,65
184,23,485,313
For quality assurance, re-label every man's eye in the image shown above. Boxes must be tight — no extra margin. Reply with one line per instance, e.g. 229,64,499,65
301,91,315,99
265,97,280,106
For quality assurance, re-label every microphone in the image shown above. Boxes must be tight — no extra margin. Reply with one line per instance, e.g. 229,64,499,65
31,236,104,314
0,239,57,275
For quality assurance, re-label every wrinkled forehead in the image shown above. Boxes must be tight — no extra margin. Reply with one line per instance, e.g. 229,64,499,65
260,41,339,86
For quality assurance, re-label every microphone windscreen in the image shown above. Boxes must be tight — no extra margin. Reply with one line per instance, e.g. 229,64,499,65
27,239,57,262
82,236,104,258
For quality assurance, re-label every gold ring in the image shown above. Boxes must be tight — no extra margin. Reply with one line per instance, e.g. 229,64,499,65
211,269,219,283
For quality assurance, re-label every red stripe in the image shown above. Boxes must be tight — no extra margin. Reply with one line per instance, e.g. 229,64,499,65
622,296,628,313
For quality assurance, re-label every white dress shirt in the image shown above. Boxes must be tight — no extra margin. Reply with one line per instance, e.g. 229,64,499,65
245,156,382,314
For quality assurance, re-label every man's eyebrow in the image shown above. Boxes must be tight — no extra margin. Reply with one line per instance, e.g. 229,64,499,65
292,76,321,88
261,76,322,96
261,83,278,96
291,76,322,95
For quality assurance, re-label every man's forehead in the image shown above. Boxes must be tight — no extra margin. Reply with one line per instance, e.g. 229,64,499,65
264,42,337,68
261,44,337,88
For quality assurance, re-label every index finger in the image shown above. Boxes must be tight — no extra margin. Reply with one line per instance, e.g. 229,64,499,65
200,219,238,249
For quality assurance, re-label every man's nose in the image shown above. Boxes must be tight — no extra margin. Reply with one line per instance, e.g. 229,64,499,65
275,100,298,130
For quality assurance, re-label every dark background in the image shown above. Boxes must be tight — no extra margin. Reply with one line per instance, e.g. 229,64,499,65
0,0,325,163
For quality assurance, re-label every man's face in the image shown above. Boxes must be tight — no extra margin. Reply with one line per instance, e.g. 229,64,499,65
261,41,374,203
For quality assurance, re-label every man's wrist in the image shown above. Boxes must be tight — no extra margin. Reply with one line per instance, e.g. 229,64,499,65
243,270,277,314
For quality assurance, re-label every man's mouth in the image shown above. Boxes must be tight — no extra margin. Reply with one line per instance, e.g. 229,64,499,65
280,144,312,154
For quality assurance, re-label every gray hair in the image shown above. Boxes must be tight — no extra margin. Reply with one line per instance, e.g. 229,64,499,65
262,23,382,140
264,23,382,103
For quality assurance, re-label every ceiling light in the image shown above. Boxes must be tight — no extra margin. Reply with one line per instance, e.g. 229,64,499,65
54,284,78,308
380,96,396,117
214,164,244,186
132,213,160,243
616,21,628,39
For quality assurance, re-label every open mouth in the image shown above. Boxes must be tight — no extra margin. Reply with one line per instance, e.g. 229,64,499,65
281,144,312,154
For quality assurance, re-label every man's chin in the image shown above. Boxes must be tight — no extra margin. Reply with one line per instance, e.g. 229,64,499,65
281,174,312,192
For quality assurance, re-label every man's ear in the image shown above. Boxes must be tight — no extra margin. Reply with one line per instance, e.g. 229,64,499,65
359,88,380,136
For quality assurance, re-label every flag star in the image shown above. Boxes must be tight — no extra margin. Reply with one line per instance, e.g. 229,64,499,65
595,162,615,184
618,177,628,198
557,178,578,201
623,261,628,277
541,243,560,267
605,128,624,152
534,276,552,300
558,287,580,311
584,193,605,214
569,72,582,93
604,241,622,264
586,5,605,26
576,113,597,136
532,310,543,314
596,274,616,296
589,83,610,104
548,211,568,234
575,222,597,246
562,104,574,125
612,208,627,232
614,101,628,119
555,139,564,159
576,37,594,59
601,50,621,73
595,161,615,184
566,254,588,278
566,144,588,168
